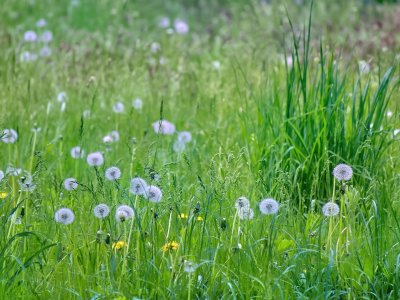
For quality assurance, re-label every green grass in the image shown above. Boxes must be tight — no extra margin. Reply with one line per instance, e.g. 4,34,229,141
1,0,400,299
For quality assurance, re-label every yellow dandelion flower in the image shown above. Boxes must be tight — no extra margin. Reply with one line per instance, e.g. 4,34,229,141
178,213,188,219
196,216,204,221
0,192,7,199
162,241,179,252
112,241,126,250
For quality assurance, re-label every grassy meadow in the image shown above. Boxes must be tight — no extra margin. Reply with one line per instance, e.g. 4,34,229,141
1,0,400,299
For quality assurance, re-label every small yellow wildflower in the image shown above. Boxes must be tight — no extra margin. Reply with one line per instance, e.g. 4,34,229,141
196,216,204,221
178,213,188,219
162,241,179,252
0,192,7,199
112,241,126,250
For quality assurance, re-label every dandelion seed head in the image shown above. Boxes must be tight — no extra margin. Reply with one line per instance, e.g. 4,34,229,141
57,92,67,102
20,51,37,62
36,19,46,27
184,260,197,273
105,166,121,180
129,177,148,195
87,152,104,166
239,208,254,220
83,109,91,117
173,140,185,152
212,61,220,70
235,197,250,210
387,110,393,118
259,198,279,215
6,166,21,176
115,210,128,222
103,135,113,143
158,16,170,28
94,203,110,218
64,178,78,190
152,120,175,135
151,42,160,53
132,98,143,109
178,131,192,143
41,30,53,43
21,182,37,192
71,146,85,159
39,46,52,57
18,171,33,185
1,129,18,143
333,164,353,181
55,208,74,225
24,30,37,42
322,202,340,217
145,185,162,203
174,19,189,34
108,131,120,142
116,205,134,220
113,102,124,113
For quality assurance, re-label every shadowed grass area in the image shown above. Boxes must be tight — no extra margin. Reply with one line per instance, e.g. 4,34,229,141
1,0,400,299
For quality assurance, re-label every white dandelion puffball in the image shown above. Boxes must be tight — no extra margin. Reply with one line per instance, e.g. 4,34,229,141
259,198,279,215
41,30,53,43
129,177,148,195
153,120,176,135
132,98,143,109
109,131,120,142
333,164,353,181
184,260,197,273
87,152,104,166
174,19,189,34
39,46,52,57
212,61,221,70
36,19,46,27
151,42,160,53
57,92,67,102
239,208,254,220
116,205,134,219
6,166,21,176
94,203,110,218
235,197,250,210
24,30,37,42
115,210,128,222
394,129,400,136
64,178,78,190
158,16,170,28
83,109,91,117
55,208,75,225
166,28,174,34
103,135,113,143
173,140,185,152
18,170,33,184
1,129,18,143
144,185,162,203
178,131,192,143
0,170,4,181
71,146,85,159
20,182,37,192
113,102,124,113
20,51,36,62
105,166,121,180
322,202,340,217
387,110,393,118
